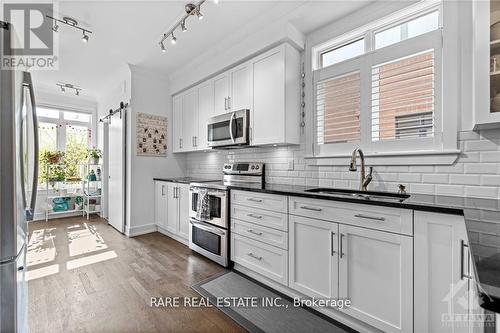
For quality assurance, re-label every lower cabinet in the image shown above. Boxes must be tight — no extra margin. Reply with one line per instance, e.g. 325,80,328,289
154,181,190,242
414,211,482,333
289,215,339,299
338,224,413,333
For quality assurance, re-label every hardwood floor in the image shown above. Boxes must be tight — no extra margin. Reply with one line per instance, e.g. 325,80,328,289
27,216,246,333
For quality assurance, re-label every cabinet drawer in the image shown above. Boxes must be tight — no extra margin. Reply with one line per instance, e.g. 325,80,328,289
231,204,288,231
289,196,413,236
231,190,287,213
231,233,288,285
231,218,288,250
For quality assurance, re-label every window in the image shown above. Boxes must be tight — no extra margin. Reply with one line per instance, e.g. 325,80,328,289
37,107,93,184
312,3,442,156
374,10,439,49
320,38,365,68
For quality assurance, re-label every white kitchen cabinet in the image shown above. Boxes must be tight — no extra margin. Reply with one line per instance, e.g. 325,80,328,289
229,62,252,112
251,44,300,146
177,184,190,240
289,215,339,300
213,72,230,115
154,181,168,229
154,181,190,243
172,95,183,153
197,80,213,150
414,211,481,333
338,224,413,333
165,183,178,234
182,88,198,151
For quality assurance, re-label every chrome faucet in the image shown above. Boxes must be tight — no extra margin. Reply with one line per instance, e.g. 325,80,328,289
349,148,373,191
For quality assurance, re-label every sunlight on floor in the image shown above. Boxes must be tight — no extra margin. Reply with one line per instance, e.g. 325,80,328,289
66,250,117,270
27,228,56,267
68,222,108,257
26,264,59,281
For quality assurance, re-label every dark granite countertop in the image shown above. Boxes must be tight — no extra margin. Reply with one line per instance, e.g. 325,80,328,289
227,183,500,313
153,177,219,184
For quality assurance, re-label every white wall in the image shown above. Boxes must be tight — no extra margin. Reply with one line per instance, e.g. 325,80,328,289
126,65,185,236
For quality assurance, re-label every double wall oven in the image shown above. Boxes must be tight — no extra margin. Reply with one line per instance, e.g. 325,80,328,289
188,162,264,267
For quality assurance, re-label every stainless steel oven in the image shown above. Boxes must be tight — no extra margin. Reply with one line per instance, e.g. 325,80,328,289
189,219,228,267
207,109,249,148
189,186,227,228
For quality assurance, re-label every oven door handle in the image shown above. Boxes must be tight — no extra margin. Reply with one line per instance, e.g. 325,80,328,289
190,220,225,235
229,112,235,143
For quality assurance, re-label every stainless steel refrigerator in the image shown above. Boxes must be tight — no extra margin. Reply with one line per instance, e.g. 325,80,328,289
0,21,39,333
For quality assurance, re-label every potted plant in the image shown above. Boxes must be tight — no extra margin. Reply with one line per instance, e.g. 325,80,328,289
87,147,102,164
42,150,65,165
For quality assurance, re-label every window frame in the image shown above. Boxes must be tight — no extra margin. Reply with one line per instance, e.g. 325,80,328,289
37,106,94,151
311,2,445,158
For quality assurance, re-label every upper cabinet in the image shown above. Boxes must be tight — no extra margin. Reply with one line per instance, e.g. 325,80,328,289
229,62,253,113
213,72,230,116
251,44,300,146
474,0,500,128
172,42,300,152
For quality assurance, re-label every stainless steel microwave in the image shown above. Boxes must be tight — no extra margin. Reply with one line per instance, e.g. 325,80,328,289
207,109,249,148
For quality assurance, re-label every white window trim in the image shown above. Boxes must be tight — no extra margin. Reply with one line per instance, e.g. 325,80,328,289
306,0,460,165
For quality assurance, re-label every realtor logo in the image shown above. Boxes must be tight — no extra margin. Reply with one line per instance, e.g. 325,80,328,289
2,3,58,70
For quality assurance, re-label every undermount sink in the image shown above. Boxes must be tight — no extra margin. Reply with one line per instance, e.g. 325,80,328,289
304,187,410,202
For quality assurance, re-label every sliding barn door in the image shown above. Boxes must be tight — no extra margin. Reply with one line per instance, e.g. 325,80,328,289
107,110,126,233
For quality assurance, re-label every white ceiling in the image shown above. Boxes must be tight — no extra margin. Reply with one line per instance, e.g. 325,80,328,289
31,0,373,100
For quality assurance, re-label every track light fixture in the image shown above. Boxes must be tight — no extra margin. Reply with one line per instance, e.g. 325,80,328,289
46,15,93,43
158,0,217,53
56,83,83,96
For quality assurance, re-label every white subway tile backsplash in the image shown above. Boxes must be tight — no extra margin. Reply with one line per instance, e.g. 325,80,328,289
185,128,500,199
449,174,481,185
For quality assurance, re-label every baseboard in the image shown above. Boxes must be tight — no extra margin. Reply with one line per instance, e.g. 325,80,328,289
126,223,158,237
156,226,189,246
32,211,83,221
232,264,379,333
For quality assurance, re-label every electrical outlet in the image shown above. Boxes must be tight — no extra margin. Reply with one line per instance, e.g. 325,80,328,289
287,159,294,171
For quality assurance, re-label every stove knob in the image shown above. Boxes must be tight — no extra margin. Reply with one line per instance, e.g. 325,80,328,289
255,165,260,170
251,165,255,170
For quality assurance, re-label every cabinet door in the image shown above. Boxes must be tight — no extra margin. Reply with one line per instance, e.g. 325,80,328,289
213,72,230,115
230,62,252,112
197,81,213,150
289,216,338,299
338,224,412,333
252,48,285,145
177,184,190,240
172,95,183,152
182,88,198,151
414,211,472,333
154,181,168,228
166,183,178,234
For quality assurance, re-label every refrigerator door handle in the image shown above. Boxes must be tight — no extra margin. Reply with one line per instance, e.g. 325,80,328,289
23,72,38,221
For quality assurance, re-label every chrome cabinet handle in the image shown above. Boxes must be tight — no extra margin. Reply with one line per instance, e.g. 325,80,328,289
194,136,197,147
228,96,231,109
190,220,225,235
331,232,336,256
247,198,262,203
461,240,472,280
247,229,263,236
354,214,386,222
247,213,262,219
161,185,165,196
300,206,322,212
340,233,345,258
224,97,228,110
173,187,176,199
247,253,263,261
